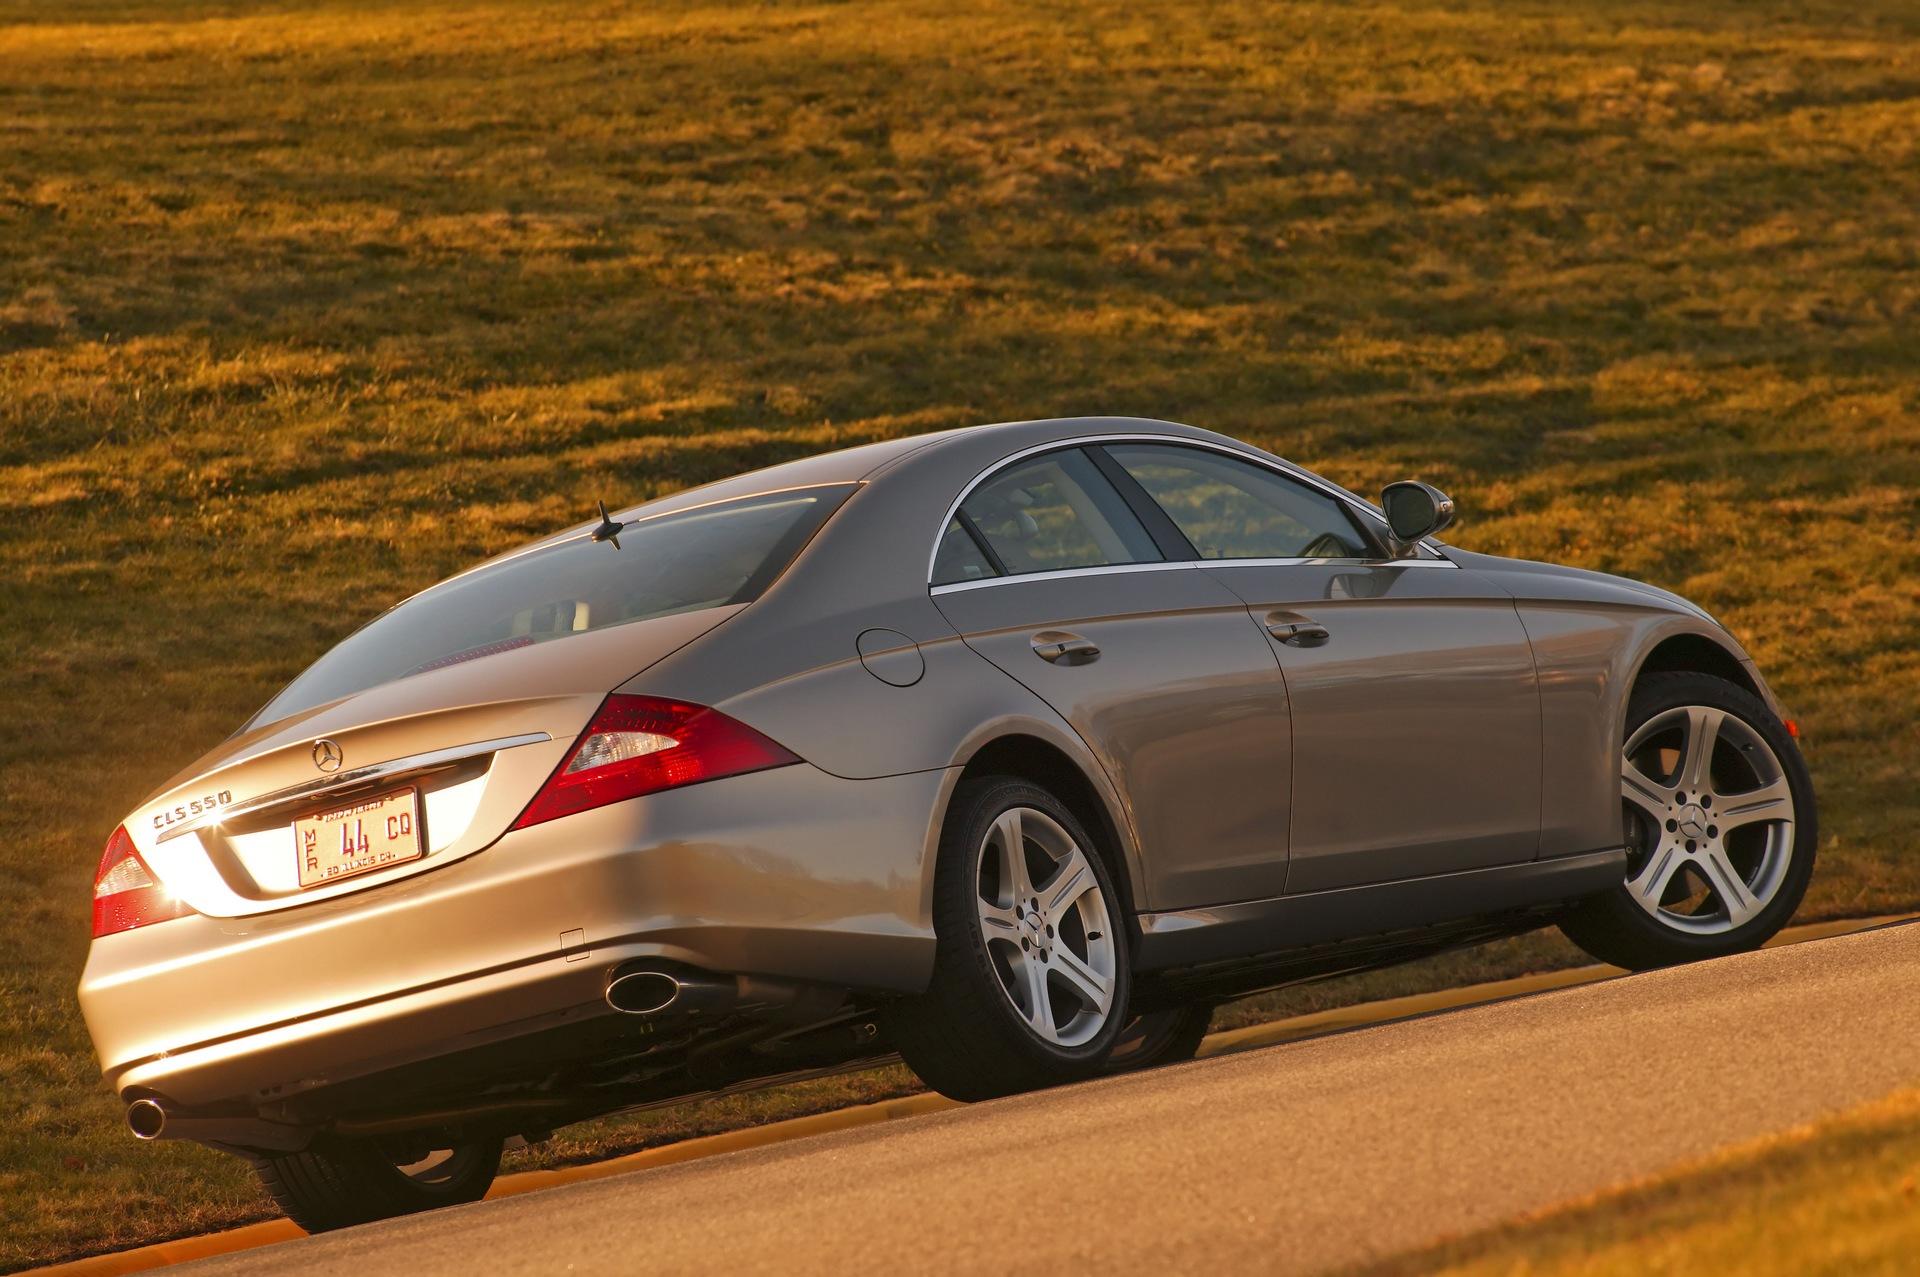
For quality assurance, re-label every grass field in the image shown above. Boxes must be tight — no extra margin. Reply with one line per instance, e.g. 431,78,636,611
3,0,1918,1267
1360,1086,1920,1276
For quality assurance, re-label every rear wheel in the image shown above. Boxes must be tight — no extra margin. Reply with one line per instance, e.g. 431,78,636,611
1561,671,1816,971
1105,1003,1212,1073
890,777,1131,1101
252,1131,502,1232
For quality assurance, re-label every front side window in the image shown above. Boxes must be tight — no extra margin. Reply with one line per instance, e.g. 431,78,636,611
957,448,1161,577
1104,444,1375,561
256,487,850,724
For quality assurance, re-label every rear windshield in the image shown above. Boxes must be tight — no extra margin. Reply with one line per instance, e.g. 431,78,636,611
254,486,851,725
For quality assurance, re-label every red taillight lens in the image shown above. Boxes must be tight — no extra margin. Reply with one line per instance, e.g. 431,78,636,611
92,825,192,938
511,695,801,831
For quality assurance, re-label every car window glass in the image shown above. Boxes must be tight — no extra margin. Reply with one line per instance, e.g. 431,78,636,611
1105,444,1372,560
958,448,1161,577
932,516,999,585
256,487,849,725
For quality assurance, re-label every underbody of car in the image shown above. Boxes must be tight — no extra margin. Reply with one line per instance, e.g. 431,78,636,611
78,416,1816,1229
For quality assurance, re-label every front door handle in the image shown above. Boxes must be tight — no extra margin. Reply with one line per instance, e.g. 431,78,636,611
1264,616,1332,648
1031,631,1101,665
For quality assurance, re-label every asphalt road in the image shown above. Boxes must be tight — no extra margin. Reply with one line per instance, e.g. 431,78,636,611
187,921,1920,1276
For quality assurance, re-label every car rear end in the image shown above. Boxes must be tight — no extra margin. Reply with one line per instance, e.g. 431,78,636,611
76,482,935,1148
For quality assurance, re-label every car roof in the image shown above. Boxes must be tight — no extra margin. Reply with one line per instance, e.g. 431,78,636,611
455,417,1270,584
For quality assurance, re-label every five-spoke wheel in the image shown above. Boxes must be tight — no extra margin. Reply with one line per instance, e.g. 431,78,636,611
1620,703,1797,934
1564,671,1816,970
889,777,1131,1101
974,805,1117,1047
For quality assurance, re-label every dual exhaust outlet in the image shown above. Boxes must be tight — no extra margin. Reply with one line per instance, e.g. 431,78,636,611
603,964,739,1016
123,966,812,1143
124,1097,307,1151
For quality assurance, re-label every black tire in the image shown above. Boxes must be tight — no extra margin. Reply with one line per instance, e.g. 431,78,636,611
1560,671,1817,971
1105,1003,1212,1073
252,1131,502,1232
890,776,1132,1102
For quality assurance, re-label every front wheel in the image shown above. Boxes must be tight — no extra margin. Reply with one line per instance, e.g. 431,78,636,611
252,1130,502,1232
890,777,1131,1101
1560,671,1817,971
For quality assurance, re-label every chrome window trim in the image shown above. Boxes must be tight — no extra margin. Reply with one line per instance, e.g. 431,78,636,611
929,554,1459,597
925,432,1447,589
931,560,1199,596
1198,556,1460,571
153,731,554,844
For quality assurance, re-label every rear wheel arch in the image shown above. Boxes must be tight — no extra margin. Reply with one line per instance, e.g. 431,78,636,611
954,734,1142,928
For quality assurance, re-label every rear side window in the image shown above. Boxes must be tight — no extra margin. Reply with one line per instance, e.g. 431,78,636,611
932,516,999,586
957,448,1161,578
256,487,851,724
1103,444,1375,561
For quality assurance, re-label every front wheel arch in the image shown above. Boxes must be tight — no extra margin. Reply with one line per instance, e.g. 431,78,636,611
1629,631,1764,707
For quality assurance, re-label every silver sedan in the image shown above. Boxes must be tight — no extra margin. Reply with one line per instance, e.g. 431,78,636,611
78,417,1815,1230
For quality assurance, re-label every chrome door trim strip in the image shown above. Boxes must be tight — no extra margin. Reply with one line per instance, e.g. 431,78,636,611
928,553,1461,597
930,560,1199,596
924,431,1443,587
1198,556,1461,570
154,732,554,844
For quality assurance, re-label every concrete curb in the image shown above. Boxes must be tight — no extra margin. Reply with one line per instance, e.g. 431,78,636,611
36,912,1911,1275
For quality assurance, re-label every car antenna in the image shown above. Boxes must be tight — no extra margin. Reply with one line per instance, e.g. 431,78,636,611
590,500,624,549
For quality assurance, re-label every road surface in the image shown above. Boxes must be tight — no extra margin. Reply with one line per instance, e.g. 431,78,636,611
185,920,1920,1276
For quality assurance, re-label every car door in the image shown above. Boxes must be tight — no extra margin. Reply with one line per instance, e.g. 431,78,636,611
930,446,1297,909
1099,441,1543,895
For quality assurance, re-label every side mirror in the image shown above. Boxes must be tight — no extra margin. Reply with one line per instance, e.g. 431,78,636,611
1380,480,1455,557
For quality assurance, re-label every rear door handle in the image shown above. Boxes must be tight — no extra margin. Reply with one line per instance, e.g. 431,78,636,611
1031,631,1101,665
1264,616,1332,648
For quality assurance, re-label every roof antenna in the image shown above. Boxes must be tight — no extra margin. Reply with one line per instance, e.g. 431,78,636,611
590,500,624,549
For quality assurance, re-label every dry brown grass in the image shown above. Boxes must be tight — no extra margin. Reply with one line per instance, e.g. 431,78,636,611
1358,1087,1920,1276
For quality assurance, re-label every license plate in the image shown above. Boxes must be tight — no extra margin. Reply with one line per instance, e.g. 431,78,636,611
294,788,424,888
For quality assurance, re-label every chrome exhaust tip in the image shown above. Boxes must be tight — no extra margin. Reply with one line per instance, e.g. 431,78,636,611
127,1098,168,1141
605,969,683,1015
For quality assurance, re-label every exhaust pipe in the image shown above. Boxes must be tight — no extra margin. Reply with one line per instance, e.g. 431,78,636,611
605,969,682,1014
123,1097,309,1152
127,1097,168,1141
604,965,739,1016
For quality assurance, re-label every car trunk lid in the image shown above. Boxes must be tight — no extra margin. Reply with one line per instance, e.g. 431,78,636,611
129,605,741,918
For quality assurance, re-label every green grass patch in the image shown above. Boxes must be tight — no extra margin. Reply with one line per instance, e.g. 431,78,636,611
4,0,1919,1267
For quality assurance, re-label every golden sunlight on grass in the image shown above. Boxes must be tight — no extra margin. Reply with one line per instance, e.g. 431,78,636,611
1362,1088,1920,1276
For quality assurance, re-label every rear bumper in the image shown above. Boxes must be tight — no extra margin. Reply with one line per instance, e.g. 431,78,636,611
79,763,950,1110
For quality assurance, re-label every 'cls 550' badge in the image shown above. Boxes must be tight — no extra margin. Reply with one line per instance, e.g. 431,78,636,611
153,790,233,830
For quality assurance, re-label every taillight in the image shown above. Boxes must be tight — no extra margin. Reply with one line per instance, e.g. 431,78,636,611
511,695,801,831
92,825,192,938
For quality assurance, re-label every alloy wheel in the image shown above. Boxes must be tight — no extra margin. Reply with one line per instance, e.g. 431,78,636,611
974,805,1117,1047
1620,704,1797,935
